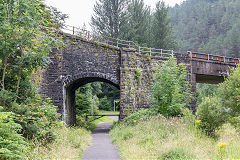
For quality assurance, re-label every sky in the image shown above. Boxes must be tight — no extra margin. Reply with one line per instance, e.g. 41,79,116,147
45,0,185,30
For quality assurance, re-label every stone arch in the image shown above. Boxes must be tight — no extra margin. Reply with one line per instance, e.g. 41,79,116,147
63,72,120,126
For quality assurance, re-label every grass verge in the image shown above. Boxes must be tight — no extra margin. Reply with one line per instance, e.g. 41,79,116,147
26,127,91,159
99,110,120,115
87,110,120,130
110,115,240,159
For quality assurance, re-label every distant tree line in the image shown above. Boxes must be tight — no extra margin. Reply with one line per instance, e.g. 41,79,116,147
169,0,240,58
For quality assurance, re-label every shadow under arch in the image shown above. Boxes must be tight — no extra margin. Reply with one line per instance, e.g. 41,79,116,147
63,72,120,126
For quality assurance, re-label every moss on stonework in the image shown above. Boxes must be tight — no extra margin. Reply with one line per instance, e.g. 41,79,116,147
147,57,152,62
95,43,101,48
135,68,142,83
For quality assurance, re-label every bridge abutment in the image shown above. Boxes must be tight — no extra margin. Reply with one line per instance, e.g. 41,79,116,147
63,86,76,126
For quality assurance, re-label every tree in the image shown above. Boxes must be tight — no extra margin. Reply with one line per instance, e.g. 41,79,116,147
217,64,240,117
197,64,240,134
151,57,192,117
0,0,67,100
151,1,176,49
228,24,240,58
91,0,129,38
126,0,151,45
97,83,119,111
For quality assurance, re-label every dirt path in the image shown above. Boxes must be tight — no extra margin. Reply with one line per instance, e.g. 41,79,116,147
81,122,120,160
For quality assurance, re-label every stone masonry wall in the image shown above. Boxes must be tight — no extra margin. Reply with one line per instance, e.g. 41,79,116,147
119,49,191,119
41,34,120,124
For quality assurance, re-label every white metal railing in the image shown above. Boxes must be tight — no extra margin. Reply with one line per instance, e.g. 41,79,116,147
57,25,240,61
61,25,137,49
138,46,174,57
60,25,174,58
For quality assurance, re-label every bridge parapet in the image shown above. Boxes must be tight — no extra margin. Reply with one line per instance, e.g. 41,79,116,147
189,51,240,64
62,25,136,49
59,25,240,64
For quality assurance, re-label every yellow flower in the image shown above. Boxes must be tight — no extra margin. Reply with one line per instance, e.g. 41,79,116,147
133,120,137,123
195,120,201,123
216,142,227,147
231,138,234,141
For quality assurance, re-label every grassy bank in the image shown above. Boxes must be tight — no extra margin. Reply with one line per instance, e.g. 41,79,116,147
26,127,91,159
110,115,240,159
26,110,119,159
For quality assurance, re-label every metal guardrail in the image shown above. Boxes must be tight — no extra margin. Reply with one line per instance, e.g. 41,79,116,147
61,25,175,57
138,46,174,57
189,51,240,64
57,25,240,61
62,25,137,49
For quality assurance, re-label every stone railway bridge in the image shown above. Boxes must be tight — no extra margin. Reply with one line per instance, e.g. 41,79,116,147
40,31,239,126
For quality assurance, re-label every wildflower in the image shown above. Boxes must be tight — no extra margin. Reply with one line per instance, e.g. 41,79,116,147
195,120,201,123
133,120,137,123
231,138,234,141
216,142,227,147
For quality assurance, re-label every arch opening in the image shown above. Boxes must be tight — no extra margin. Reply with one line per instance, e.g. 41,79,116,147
63,76,120,126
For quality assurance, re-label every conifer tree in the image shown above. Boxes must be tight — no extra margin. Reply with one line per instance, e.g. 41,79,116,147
229,24,240,58
127,0,151,45
91,0,129,38
151,1,176,49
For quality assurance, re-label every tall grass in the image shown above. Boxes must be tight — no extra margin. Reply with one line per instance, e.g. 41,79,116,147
26,127,91,159
110,115,240,159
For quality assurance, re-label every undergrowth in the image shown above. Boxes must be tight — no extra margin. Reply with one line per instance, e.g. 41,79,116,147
26,127,91,159
110,115,240,159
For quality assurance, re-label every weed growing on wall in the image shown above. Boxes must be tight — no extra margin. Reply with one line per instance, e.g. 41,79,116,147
134,68,142,83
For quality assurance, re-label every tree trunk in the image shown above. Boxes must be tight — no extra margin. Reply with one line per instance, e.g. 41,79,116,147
16,67,22,97
1,57,8,90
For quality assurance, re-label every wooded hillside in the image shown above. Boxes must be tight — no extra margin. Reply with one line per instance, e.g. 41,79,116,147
169,0,240,57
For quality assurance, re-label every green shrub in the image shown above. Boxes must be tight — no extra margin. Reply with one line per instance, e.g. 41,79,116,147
217,64,240,117
13,100,61,143
196,64,240,134
0,89,16,108
151,57,192,117
0,89,61,143
196,96,227,135
0,109,27,160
